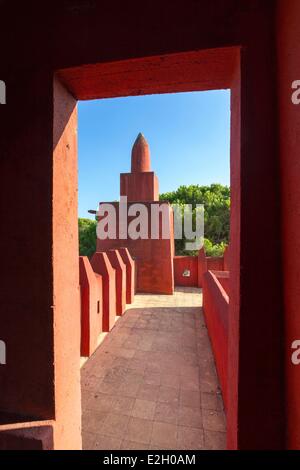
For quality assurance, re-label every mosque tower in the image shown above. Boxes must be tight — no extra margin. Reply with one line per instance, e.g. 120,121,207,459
120,133,159,202
97,133,174,294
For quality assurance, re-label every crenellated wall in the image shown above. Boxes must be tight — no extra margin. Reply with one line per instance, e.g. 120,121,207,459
79,257,103,357
79,249,136,359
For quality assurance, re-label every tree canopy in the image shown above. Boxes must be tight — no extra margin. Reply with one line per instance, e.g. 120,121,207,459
78,218,97,257
160,184,230,256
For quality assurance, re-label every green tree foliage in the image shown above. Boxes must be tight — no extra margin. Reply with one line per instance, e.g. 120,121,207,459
78,218,97,257
160,184,230,257
204,239,228,257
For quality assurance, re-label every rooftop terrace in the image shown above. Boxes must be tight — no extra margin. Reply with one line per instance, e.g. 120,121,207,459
81,287,226,450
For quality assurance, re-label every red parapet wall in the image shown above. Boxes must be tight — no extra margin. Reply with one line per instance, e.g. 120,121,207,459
203,270,229,408
174,249,225,288
174,256,198,287
91,252,116,332
79,249,134,360
119,247,136,304
207,257,224,272
79,257,103,357
215,270,229,297
107,250,127,316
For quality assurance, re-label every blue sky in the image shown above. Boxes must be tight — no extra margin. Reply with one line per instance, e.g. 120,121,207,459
78,90,230,219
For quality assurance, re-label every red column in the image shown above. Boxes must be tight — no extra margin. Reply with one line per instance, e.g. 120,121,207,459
277,0,300,449
197,247,207,288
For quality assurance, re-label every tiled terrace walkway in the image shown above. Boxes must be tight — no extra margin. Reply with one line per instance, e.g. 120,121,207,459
81,288,226,450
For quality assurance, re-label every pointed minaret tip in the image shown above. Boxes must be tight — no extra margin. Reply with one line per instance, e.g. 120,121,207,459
131,132,151,173
133,132,146,145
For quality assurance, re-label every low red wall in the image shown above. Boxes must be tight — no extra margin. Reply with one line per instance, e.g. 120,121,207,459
107,250,126,316
203,270,229,408
207,257,224,272
79,249,135,360
174,256,198,287
214,271,229,297
119,247,135,304
91,252,116,332
175,250,225,288
79,257,103,357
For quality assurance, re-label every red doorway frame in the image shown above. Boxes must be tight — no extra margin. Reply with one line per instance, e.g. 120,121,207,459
53,45,284,449
55,47,240,449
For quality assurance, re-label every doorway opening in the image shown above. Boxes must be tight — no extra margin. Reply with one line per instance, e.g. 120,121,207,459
53,46,241,449
77,89,230,449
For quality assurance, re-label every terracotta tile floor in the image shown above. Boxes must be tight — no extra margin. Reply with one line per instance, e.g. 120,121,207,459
81,287,226,450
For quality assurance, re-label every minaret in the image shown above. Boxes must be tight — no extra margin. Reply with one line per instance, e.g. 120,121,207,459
131,133,151,173
120,133,159,201
98,132,174,295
